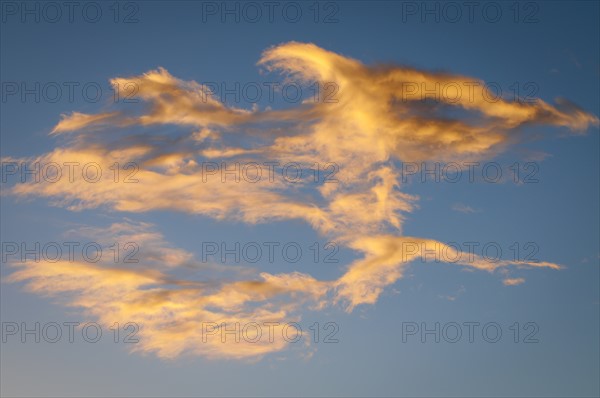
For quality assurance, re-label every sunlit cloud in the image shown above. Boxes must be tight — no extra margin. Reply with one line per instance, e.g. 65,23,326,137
503,277,526,286
5,221,326,359
3,42,597,359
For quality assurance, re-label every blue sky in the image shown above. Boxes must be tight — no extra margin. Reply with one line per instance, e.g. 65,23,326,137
1,1,599,397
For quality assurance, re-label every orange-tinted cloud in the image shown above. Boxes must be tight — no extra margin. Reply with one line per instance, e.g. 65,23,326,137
4,42,595,359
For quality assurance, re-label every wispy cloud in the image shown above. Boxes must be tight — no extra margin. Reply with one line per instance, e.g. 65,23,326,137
503,278,526,286
452,203,481,214
4,42,596,359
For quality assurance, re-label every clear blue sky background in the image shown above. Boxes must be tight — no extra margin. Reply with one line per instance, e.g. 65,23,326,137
1,1,599,396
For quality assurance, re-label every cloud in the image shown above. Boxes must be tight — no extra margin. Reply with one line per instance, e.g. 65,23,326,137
452,203,481,214
5,221,327,359
503,278,526,286
334,235,559,310
4,42,596,359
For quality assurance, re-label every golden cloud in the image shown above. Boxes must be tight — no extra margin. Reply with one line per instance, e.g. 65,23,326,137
4,42,596,359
